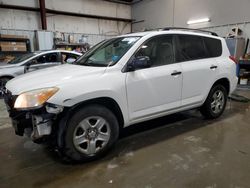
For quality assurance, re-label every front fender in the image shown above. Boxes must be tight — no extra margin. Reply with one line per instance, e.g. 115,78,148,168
48,89,130,126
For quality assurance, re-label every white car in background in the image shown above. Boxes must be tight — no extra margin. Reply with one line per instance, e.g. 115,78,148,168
0,50,82,94
4,28,238,162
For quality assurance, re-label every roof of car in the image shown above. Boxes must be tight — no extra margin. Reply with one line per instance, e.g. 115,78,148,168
34,50,82,55
120,31,154,37
120,29,221,39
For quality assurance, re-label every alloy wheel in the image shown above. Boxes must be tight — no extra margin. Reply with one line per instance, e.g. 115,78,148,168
210,90,225,114
73,116,111,155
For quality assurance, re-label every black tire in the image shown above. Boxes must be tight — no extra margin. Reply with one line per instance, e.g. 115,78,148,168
61,105,119,162
200,84,228,119
0,77,11,98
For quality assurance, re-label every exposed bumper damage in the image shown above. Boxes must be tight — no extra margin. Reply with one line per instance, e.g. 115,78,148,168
3,90,63,141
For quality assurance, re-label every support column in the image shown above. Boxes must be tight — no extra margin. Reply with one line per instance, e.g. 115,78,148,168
39,0,47,30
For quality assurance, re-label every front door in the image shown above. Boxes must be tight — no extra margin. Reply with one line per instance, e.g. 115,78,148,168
126,35,182,122
26,52,61,72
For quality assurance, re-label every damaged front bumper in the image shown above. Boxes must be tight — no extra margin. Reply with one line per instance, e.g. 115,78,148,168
3,90,64,141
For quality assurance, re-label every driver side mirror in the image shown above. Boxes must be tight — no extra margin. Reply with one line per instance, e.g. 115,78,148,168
127,56,151,72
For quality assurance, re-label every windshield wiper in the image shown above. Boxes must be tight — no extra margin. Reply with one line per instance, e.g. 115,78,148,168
77,59,107,67
82,62,107,67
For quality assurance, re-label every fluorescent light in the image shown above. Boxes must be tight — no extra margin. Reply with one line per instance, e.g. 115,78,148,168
187,18,210,25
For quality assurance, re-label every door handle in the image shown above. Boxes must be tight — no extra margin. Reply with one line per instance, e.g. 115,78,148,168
171,71,182,76
210,65,218,69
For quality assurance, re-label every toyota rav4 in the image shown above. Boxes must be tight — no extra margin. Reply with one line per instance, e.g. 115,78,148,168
3,28,238,162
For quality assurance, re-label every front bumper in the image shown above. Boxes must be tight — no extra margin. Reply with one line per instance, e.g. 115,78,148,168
3,90,63,140
3,90,26,136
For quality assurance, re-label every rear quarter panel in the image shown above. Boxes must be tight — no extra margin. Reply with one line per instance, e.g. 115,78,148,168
203,38,237,103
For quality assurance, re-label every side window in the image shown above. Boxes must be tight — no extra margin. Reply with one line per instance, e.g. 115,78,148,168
176,35,207,62
35,55,46,64
61,52,79,63
34,53,58,64
203,37,222,57
135,35,175,67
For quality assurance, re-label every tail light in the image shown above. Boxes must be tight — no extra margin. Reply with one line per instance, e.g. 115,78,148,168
229,56,238,64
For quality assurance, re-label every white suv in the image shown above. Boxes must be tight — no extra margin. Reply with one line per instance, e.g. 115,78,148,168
4,28,238,162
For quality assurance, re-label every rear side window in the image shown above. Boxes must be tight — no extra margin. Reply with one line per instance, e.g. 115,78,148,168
176,35,222,62
203,37,222,57
176,35,207,62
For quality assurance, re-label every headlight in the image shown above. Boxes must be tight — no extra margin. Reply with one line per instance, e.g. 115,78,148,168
14,87,59,109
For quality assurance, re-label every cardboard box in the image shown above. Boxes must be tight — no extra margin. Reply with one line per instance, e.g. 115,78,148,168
0,41,26,46
0,34,28,39
1,46,27,52
0,41,27,51
0,55,15,63
240,78,248,85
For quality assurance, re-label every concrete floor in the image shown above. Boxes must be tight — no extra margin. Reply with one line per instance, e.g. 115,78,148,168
0,90,250,188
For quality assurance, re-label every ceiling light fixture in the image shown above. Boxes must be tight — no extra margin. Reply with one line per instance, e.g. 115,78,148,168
187,18,210,25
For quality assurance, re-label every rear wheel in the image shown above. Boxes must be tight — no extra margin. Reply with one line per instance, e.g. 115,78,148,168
61,105,119,162
200,85,227,119
0,77,11,97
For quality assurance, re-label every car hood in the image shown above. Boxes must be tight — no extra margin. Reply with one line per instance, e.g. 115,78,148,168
0,63,19,68
6,64,106,95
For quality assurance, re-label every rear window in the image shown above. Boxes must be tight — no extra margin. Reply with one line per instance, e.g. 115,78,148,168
203,37,222,57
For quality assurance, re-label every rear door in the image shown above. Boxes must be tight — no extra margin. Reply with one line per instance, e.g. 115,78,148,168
176,35,222,106
126,35,183,121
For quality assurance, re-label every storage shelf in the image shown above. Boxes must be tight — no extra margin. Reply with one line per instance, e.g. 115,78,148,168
0,37,31,53
237,84,250,90
239,60,250,65
0,51,28,54
55,43,88,46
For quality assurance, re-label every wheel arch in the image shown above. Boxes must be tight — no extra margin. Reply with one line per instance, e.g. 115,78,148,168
69,97,125,128
211,77,230,95
56,97,125,149
0,75,14,80
202,77,230,106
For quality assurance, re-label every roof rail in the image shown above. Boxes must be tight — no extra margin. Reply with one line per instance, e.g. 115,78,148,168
161,27,218,36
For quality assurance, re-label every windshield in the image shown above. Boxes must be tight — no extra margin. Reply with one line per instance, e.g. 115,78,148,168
75,37,140,67
8,53,37,64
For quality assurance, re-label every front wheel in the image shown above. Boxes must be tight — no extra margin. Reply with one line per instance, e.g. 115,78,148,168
200,85,227,119
61,105,119,162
